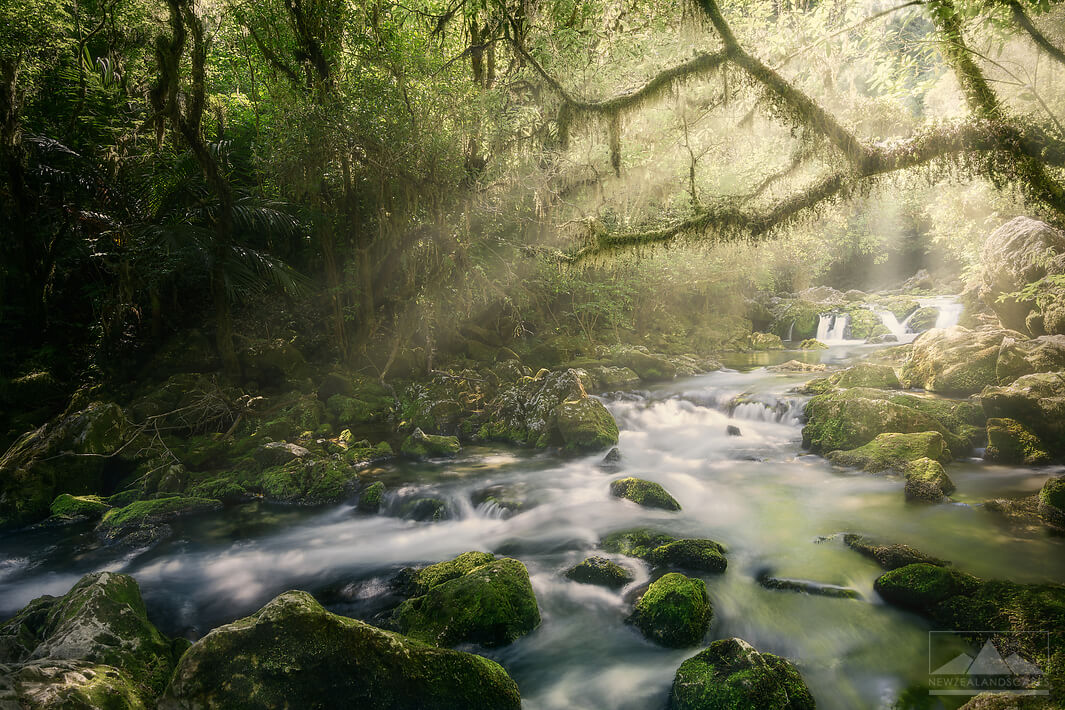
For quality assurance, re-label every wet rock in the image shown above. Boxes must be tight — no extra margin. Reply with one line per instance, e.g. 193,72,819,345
601,528,679,558
357,481,386,513
614,348,677,381
799,339,828,350
744,332,784,351
647,539,727,574
0,572,181,706
400,428,461,459
907,307,939,334
903,326,1027,395
768,299,825,340
767,360,826,373
984,417,1050,465
842,533,948,570
159,590,521,710
981,372,1065,458
846,309,889,340
994,335,1065,383
610,478,681,511
802,387,978,455
827,431,950,473
48,493,110,521
600,447,622,468
470,486,526,517
583,366,640,391
669,637,815,710
1037,475,1065,528
554,397,619,452
399,497,448,522
726,425,742,437
874,563,980,610
755,569,859,599
628,573,711,648
479,368,596,447
95,496,223,546
564,556,634,588
392,552,497,597
802,363,901,394
903,457,956,503
392,557,540,648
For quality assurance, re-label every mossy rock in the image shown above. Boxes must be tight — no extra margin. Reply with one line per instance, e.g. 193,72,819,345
1038,476,1065,527
357,481,386,513
629,573,711,648
96,496,222,545
0,572,181,704
981,372,1065,457
602,528,678,558
799,339,828,350
399,497,448,522
802,363,901,394
903,327,1024,395
609,477,681,511
842,534,947,570
614,348,677,381
564,556,634,588
393,551,498,597
49,493,110,520
907,307,939,333
393,558,541,648
553,398,619,452
401,428,461,459
827,431,950,473
647,539,727,574
984,417,1052,465
803,388,970,455
669,637,816,710
873,564,980,610
745,332,784,351
846,309,886,340
159,590,521,710
258,458,361,504
903,457,956,503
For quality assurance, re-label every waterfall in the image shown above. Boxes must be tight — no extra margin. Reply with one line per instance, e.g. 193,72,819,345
935,302,963,329
786,321,795,342
815,313,850,343
815,314,833,342
876,310,907,339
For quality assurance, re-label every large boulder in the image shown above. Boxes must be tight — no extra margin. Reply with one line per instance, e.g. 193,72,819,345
628,573,711,648
984,417,1051,465
0,402,131,529
903,327,1028,395
668,637,816,710
981,372,1065,458
0,572,181,706
978,217,1065,335
554,397,619,452
609,477,681,511
802,388,977,455
392,557,540,648
801,363,901,394
159,591,521,710
906,307,939,334
994,335,1065,383
827,432,950,473
479,369,589,447
903,457,956,503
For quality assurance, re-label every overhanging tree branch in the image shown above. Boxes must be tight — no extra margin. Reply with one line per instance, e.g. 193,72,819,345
1002,0,1065,67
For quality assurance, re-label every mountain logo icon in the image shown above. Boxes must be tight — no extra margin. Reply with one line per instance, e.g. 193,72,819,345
932,640,1044,676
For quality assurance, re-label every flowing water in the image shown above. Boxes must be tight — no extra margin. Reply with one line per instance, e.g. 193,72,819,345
2,330,1063,710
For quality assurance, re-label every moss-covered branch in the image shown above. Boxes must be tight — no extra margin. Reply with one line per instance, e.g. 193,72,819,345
1003,0,1065,67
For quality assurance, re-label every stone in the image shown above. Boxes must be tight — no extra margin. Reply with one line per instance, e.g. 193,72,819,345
669,637,815,710
553,398,619,452
159,591,520,710
903,327,1026,395
401,428,461,459
903,457,956,503
646,539,727,574
981,372,1065,457
610,477,681,511
95,496,223,546
252,441,311,468
906,307,939,333
357,481,386,513
984,418,1051,465
978,217,1065,334
564,556,634,588
628,573,711,648
842,534,948,570
755,570,859,599
726,425,741,436
827,432,950,473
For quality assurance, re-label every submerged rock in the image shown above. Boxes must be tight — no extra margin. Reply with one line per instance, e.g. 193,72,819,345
669,637,816,710
983,477,1065,532
401,428,461,459
629,573,711,648
755,569,860,599
564,556,634,588
0,572,181,706
827,431,950,473
392,557,540,648
602,528,679,558
398,497,448,522
841,533,948,570
609,478,681,511
767,360,826,373
95,496,223,546
159,590,521,710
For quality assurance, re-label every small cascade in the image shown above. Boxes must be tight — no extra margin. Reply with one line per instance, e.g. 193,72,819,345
786,321,795,342
875,310,908,340
727,395,805,426
935,302,963,329
815,313,850,343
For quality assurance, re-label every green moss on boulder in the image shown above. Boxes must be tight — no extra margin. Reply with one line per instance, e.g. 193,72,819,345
602,528,678,558
629,573,711,648
357,481,386,513
554,398,619,452
609,477,681,511
874,564,980,610
159,590,521,710
904,457,956,503
981,372,1065,458
394,551,498,597
907,307,939,334
985,418,1050,465
96,496,222,545
1038,476,1065,527
401,428,461,459
564,556,634,588
799,339,827,350
669,637,816,710
647,539,727,574
842,534,947,570
393,558,541,648
827,432,950,473
49,493,110,520
903,327,1025,395
614,349,677,381
0,572,180,704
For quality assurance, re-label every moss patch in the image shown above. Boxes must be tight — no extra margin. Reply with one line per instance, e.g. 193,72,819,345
629,572,711,648
609,477,681,511
827,431,950,473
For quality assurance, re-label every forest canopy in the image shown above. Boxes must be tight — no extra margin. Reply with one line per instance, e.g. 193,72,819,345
1,0,1063,389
